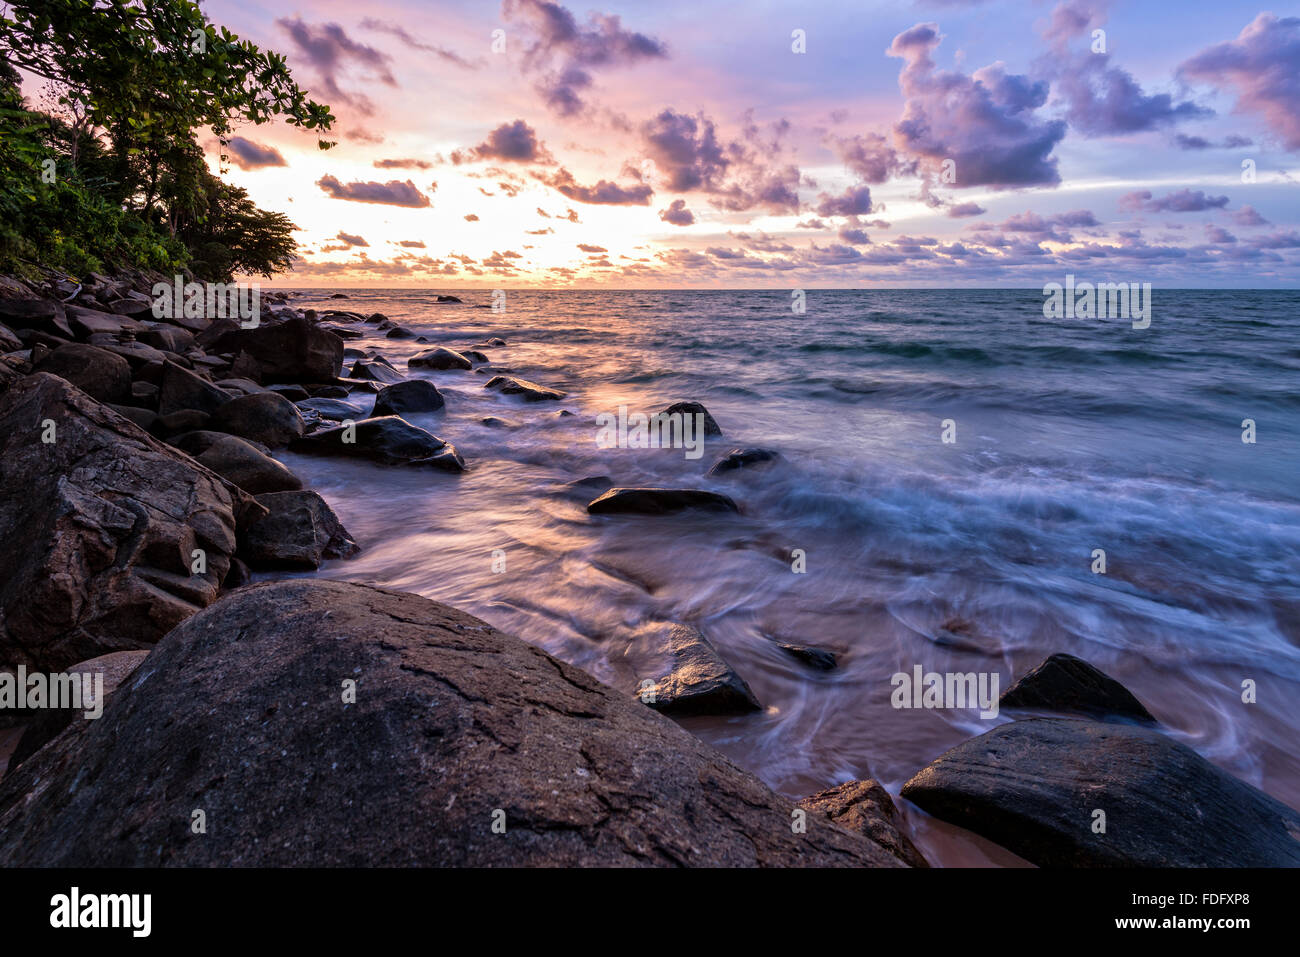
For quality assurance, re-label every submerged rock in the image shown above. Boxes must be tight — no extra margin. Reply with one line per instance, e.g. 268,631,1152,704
901,718,1300,867
659,400,722,436
632,624,761,717
0,375,257,671
0,580,908,867
484,374,565,401
999,653,1156,723
708,447,780,475
775,641,837,671
291,415,465,471
239,490,360,570
799,780,929,868
587,487,739,515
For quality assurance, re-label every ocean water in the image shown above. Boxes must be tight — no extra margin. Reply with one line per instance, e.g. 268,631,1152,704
274,288,1300,866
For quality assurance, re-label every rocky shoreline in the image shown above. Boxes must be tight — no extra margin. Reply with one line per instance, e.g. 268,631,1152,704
1,271,1297,867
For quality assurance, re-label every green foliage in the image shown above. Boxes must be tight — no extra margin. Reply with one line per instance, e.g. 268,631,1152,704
0,0,333,280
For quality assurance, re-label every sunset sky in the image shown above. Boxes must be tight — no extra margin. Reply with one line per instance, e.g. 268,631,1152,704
195,0,1299,287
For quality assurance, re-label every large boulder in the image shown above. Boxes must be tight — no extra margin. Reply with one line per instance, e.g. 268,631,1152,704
66,304,145,339
0,298,72,339
207,316,344,383
208,392,306,449
0,374,259,672
999,653,1156,723
587,487,739,515
291,416,465,471
372,379,445,416
900,718,1300,867
0,579,909,867
33,343,131,403
239,491,360,570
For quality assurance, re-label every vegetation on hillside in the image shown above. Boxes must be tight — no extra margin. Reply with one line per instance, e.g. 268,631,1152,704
0,0,333,281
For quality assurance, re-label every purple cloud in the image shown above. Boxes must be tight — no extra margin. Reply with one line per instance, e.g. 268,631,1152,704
1119,189,1230,213
316,175,432,207
659,199,695,226
1180,14,1300,151
225,137,287,170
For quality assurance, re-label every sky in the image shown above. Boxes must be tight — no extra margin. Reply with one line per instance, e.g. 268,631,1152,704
195,0,1299,287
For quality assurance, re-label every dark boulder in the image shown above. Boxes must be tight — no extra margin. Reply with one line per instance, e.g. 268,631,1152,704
1000,653,1156,723
0,298,72,339
66,304,144,339
291,416,465,471
901,718,1300,867
207,316,344,383
137,325,195,354
483,374,565,401
239,490,360,570
33,343,131,403
0,580,909,866
372,379,445,416
209,392,306,449
0,374,258,672
297,397,367,421
587,487,739,515
409,346,472,371
183,432,304,495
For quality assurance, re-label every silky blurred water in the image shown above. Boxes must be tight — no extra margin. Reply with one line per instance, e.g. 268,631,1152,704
273,287,1300,866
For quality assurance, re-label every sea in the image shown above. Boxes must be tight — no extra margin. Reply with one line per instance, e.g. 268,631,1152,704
272,287,1300,866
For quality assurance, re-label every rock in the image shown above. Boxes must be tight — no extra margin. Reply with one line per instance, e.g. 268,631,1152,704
88,338,167,372
587,487,740,515
209,392,306,449
372,379,445,416
214,378,267,396
137,325,195,354
106,298,154,319
0,322,21,352
708,447,780,475
776,641,837,671
6,651,151,771
158,360,231,416
307,384,350,398
150,409,211,437
266,383,310,402
435,294,463,303
0,580,910,866
799,780,929,868
659,401,722,436
107,403,158,431
239,491,360,570
563,475,614,497
463,349,488,362
0,374,258,672
484,374,565,401
207,316,344,383
385,326,417,339
187,432,303,495
348,357,404,384
0,298,72,339
194,317,241,350
1000,653,1157,723
290,416,465,472
329,292,348,298
480,415,515,428
632,623,761,717
33,344,131,403
901,718,1300,867
297,397,367,421
65,304,144,339
409,346,472,371
483,336,506,346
